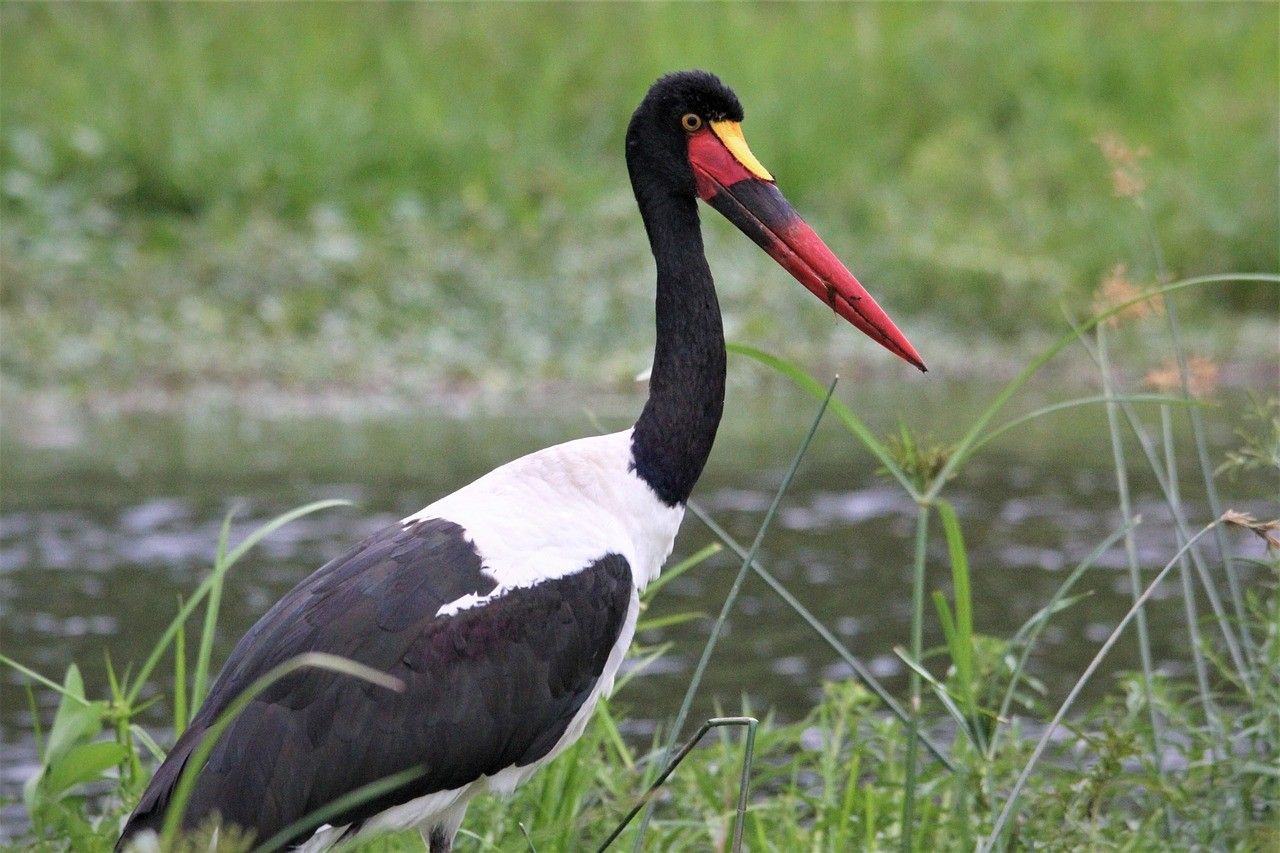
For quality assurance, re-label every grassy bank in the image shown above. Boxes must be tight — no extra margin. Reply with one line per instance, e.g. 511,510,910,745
2,4,1276,397
14,670,1280,852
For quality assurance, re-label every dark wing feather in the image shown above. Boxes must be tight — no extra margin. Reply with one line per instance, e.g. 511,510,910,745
118,517,632,849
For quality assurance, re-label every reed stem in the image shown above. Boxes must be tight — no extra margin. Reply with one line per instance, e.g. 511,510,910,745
1159,405,1221,736
899,506,930,853
1071,323,1253,688
1137,199,1255,665
1096,325,1166,792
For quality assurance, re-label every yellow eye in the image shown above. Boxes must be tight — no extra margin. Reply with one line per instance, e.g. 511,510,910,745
681,113,703,132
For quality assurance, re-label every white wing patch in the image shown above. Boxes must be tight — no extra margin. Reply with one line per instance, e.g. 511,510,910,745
434,590,491,618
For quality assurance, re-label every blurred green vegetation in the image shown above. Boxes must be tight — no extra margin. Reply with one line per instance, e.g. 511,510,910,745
1,3,1276,395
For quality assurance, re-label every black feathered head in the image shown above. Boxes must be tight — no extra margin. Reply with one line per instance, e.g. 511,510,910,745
624,70,926,371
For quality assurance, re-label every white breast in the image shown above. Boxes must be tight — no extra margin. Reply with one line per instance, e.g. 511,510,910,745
403,428,684,611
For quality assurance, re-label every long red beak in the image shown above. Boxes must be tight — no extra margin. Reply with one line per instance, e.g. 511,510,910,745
688,123,925,371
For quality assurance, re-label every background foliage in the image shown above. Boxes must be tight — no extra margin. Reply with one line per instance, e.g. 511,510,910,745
2,3,1276,395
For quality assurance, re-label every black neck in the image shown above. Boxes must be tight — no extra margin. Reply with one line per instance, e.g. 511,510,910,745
630,191,726,506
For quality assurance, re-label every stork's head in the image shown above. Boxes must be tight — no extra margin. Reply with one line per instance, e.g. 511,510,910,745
626,70,925,371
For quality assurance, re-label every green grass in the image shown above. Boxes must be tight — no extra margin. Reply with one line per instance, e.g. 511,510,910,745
1,3,1276,396
8,572,1280,851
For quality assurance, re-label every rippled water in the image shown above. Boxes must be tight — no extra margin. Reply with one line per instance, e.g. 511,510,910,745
1,385,1269,831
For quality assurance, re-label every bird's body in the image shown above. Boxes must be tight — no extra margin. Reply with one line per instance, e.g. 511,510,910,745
123,430,681,850
119,70,922,851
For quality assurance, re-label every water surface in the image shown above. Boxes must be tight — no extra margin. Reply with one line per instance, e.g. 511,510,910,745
1,382,1268,833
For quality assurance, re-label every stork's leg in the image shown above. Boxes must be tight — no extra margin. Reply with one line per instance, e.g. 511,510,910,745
427,826,451,853
421,794,470,853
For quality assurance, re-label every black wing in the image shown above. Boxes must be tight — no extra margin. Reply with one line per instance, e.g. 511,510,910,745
119,517,632,848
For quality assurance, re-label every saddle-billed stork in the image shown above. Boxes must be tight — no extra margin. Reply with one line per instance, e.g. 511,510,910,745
118,70,923,852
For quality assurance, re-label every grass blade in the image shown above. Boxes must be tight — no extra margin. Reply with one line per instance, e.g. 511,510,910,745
173,597,188,738
25,684,44,760
894,646,972,739
1159,404,1226,746
0,655,94,707
595,701,635,772
635,611,704,632
933,591,958,657
130,724,166,763
614,643,673,694
935,499,976,729
191,508,236,719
